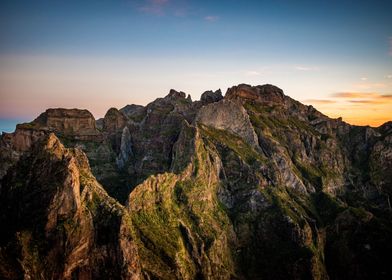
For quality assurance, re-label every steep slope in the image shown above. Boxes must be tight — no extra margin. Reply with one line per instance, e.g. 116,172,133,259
127,122,237,279
0,108,120,199
0,134,141,279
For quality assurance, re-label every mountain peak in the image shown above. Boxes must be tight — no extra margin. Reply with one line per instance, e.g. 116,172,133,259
200,89,223,104
166,89,187,99
31,108,97,135
225,83,285,104
43,132,65,154
103,107,127,132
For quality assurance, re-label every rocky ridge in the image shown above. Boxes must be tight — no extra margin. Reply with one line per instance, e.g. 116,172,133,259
1,84,391,279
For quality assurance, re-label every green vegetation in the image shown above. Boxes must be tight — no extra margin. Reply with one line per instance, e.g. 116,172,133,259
310,192,344,224
128,133,236,279
262,187,310,227
294,158,323,190
243,101,322,153
199,124,266,166
16,122,41,130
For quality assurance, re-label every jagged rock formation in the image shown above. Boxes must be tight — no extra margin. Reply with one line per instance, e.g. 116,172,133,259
1,84,391,279
200,89,223,105
0,134,141,279
116,126,133,169
103,108,128,134
196,99,259,147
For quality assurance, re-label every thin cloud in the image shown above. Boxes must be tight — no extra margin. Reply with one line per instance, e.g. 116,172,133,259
332,92,377,98
386,74,392,79
321,92,392,127
353,83,386,89
138,0,169,15
295,66,311,71
332,92,392,105
303,99,336,105
245,70,262,76
348,100,382,104
294,66,319,71
204,15,219,22
360,77,368,81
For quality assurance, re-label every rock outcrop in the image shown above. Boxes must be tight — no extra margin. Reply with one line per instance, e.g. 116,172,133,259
200,89,223,104
120,104,145,123
116,126,133,169
196,99,259,147
226,84,285,105
103,108,128,134
33,108,99,136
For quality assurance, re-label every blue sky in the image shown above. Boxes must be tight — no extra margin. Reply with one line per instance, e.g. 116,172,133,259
1,0,392,130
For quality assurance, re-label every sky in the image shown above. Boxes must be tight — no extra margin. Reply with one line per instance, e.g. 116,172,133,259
0,0,392,132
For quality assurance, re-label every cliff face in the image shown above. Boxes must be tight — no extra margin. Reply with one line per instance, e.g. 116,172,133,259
0,134,141,279
1,84,391,279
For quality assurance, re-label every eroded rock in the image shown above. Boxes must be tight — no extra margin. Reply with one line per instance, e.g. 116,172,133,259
196,99,259,147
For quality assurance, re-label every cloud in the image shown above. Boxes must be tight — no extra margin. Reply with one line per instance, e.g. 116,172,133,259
360,77,368,81
303,99,336,105
294,66,319,71
332,92,392,105
332,92,378,98
321,92,392,127
245,71,262,76
386,74,392,79
352,83,386,90
138,0,169,15
322,86,392,126
348,100,382,104
135,0,189,17
204,15,219,22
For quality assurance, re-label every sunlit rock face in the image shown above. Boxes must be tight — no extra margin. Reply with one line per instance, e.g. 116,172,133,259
196,99,259,147
1,84,392,279
226,84,285,105
34,108,99,136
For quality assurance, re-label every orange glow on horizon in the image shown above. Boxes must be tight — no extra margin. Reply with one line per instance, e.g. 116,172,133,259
304,93,392,127
1,56,391,127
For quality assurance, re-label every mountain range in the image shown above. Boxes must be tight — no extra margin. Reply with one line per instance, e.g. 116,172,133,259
0,84,391,280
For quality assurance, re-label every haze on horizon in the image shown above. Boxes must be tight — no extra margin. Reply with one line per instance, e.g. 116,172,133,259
0,0,392,131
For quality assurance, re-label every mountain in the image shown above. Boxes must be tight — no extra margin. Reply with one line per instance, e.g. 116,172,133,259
1,84,391,280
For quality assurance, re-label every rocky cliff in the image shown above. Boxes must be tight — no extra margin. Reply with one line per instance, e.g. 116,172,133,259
1,84,391,279
0,133,141,279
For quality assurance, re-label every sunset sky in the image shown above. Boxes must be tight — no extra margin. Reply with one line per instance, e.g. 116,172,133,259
1,0,392,132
